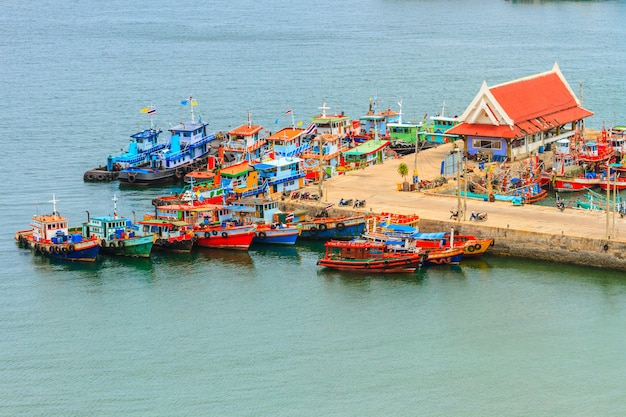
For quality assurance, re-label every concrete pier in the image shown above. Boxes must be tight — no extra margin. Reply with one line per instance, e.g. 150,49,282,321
286,142,626,271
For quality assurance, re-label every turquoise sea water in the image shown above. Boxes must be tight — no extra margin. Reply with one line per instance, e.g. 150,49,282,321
1,0,626,415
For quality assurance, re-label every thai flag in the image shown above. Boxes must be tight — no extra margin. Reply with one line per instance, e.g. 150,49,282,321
285,212,295,221
147,107,156,116
324,203,334,211
285,108,292,115
304,123,317,135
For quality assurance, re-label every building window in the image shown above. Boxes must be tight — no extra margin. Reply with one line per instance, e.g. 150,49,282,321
472,139,502,150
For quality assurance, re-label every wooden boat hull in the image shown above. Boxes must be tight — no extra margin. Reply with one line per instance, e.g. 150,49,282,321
152,237,195,253
294,216,367,240
423,247,464,266
194,226,256,250
99,235,154,258
317,256,424,273
552,177,600,192
15,231,100,262
253,227,300,245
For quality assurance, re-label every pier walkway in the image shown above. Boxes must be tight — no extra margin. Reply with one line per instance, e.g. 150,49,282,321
291,141,626,271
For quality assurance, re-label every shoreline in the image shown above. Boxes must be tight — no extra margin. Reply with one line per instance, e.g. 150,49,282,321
286,138,626,271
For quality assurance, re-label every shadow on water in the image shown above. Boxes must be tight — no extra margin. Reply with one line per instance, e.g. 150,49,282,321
249,245,300,260
193,247,254,268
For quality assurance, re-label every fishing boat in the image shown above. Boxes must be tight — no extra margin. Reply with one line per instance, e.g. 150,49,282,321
84,106,166,182
290,212,368,240
14,194,100,262
422,246,465,266
137,219,196,253
81,195,154,258
148,201,257,250
118,96,221,186
317,240,427,273
417,102,460,145
225,198,300,245
193,222,257,250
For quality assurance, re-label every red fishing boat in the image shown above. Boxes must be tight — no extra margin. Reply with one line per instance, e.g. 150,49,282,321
317,240,426,273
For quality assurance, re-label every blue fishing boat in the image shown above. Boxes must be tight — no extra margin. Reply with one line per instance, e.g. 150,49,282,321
81,195,154,257
14,195,101,262
118,97,221,186
84,106,166,181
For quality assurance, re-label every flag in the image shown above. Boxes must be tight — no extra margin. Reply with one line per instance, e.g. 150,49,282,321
274,118,279,125
285,212,295,221
140,107,149,113
297,120,303,127
181,96,197,106
324,203,334,211
285,108,293,115
147,107,156,116
304,123,317,135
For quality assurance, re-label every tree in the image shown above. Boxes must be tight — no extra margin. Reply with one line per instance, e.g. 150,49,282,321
397,163,409,191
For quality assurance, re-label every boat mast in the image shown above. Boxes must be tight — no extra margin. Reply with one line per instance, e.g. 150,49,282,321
49,194,59,216
112,194,118,219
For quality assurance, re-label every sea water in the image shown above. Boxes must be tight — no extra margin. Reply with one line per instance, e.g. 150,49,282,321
1,0,626,415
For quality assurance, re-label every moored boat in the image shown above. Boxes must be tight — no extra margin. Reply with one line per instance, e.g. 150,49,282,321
137,219,196,253
118,97,221,186
193,223,257,250
81,196,154,258
15,194,100,262
290,213,367,240
84,106,165,182
317,240,427,273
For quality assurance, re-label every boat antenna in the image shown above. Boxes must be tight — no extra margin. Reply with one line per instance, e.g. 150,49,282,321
440,101,446,118
187,95,195,123
397,99,403,124
49,194,59,216
112,194,118,219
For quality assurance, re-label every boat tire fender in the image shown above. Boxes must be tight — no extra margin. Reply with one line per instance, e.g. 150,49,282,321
603,243,609,251
336,222,345,231
221,232,228,238
258,231,266,240
128,173,136,183
212,230,218,236
118,241,125,248
69,244,75,252
109,242,116,248
474,243,481,251
61,247,68,253
204,232,210,239
467,245,475,253
318,223,327,232
309,226,318,235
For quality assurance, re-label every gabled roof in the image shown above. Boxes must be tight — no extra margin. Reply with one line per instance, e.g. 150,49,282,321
447,63,593,139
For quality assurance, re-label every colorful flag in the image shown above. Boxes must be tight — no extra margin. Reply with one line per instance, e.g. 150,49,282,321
147,107,156,116
285,108,292,115
297,120,303,127
304,123,317,135
285,212,295,221
324,203,334,211
181,96,197,106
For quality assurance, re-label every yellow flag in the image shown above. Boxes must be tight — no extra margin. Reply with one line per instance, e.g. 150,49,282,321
297,120,303,126
140,107,149,113
191,100,198,106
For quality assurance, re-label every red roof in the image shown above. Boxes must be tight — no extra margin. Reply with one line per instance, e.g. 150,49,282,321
447,67,593,138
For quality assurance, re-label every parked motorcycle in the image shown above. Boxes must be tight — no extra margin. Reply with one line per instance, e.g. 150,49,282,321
469,211,487,221
353,199,366,208
450,209,459,220
556,201,565,212
339,198,353,206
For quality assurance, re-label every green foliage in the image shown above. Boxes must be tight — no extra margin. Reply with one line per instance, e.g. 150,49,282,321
397,163,409,181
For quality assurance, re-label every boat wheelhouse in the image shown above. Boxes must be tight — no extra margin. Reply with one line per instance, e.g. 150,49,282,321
118,97,219,185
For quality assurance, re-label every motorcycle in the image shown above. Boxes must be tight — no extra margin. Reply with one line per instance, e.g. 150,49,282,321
339,198,353,206
353,199,366,208
290,191,300,199
450,209,459,220
556,201,565,212
300,191,311,200
469,211,487,221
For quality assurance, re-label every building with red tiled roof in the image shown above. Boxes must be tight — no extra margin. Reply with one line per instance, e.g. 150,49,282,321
447,63,593,161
